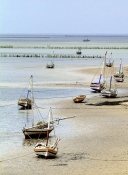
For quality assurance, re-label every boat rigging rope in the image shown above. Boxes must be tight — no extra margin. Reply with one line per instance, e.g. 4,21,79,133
91,58,104,82
33,101,44,121
18,77,32,99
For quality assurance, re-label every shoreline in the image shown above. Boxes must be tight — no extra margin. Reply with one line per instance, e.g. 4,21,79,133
1,96,128,175
0,43,128,174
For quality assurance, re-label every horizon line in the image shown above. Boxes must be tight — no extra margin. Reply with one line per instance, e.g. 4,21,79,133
0,33,128,37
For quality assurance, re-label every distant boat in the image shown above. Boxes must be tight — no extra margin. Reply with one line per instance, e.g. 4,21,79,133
18,76,32,109
83,39,90,42
76,48,82,55
46,51,55,68
105,52,114,67
46,61,55,68
34,107,60,158
114,58,124,82
73,95,86,103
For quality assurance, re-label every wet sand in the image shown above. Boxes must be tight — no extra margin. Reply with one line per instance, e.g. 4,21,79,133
0,65,128,175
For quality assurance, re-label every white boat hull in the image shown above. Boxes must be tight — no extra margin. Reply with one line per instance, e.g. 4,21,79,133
115,77,124,82
90,83,105,92
101,89,117,97
90,86,101,91
34,142,58,158
35,148,58,157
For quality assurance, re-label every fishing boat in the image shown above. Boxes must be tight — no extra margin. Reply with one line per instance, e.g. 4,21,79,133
114,77,124,82
46,51,55,68
22,120,54,139
18,76,32,109
101,76,118,97
101,62,117,98
46,61,55,68
18,97,31,109
73,95,86,103
90,56,106,92
105,52,114,67
34,108,60,158
83,39,90,42
76,48,82,55
22,76,54,139
114,58,124,82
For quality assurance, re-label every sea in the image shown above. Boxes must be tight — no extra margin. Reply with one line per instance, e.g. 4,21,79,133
0,35,128,158
0,34,128,43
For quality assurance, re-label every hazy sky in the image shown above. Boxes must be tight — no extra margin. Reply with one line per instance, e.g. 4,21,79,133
0,0,128,35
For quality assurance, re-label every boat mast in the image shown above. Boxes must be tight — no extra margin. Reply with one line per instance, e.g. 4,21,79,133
119,58,122,73
110,60,114,90
103,51,107,83
110,53,112,61
51,51,54,64
30,75,34,127
26,76,32,99
109,76,112,90
46,108,52,146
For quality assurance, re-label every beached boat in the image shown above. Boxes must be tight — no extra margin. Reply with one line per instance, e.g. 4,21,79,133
76,48,82,55
90,55,106,92
101,62,117,98
105,52,114,67
101,76,118,97
34,108,60,158
114,58,124,82
73,95,86,103
22,120,54,139
18,76,32,109
18,97,31,109
34,137,60,158
114,77,124,82
22,76,54,139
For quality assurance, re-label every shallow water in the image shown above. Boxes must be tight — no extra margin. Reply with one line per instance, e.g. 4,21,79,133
1,34,128,43
0,41,128,158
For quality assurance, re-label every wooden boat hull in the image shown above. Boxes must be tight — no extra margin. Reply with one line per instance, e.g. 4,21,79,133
22,127,54,139
76,52,82,55
18,98,31,108
105,62,113,67
46,64,54,68
34,146,58,157
90,83,105,92
34,138,60,158
114,72,124,78
73,95,86,103
101,89,117,98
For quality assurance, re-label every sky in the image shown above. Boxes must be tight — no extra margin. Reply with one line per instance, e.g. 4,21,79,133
0,0,128,35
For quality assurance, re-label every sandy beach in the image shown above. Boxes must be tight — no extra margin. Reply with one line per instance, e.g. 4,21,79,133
0,59,128,175
1,0,128,173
